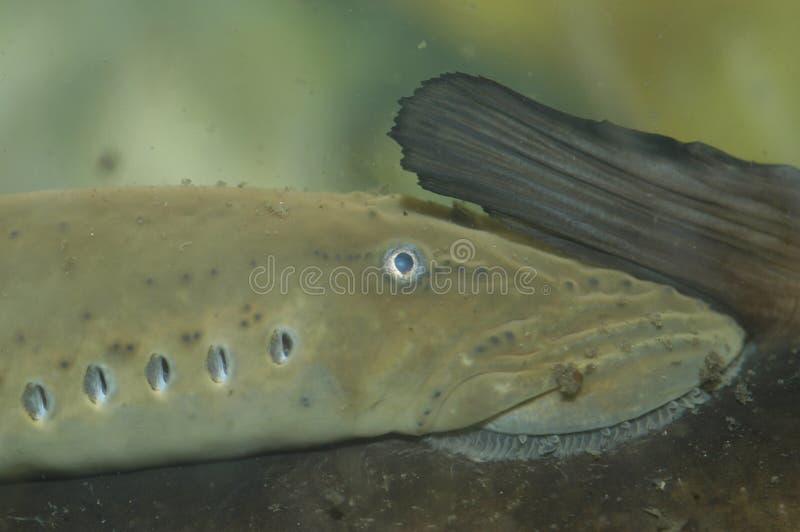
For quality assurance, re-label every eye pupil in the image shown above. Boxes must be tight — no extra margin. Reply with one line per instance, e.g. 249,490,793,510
394,252,414,274
382,243,426,283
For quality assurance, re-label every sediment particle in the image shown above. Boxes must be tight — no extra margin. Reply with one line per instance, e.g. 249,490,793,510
699,351,724,391
734,382,753,404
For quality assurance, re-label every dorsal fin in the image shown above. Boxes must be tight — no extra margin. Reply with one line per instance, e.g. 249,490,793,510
390,73,800,339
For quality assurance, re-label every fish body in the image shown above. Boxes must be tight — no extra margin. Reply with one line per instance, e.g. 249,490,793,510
0,187,743,480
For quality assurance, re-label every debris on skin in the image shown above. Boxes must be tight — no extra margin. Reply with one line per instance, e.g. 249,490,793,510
553,363,583,397
264,202,289,218
648,313,664,329
699,351,725,391
734,382,754,405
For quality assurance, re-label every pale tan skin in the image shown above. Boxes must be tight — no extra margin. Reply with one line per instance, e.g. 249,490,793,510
0,187,744,480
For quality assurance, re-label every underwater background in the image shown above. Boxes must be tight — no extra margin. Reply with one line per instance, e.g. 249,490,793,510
0,1,798,198
0,2,798,530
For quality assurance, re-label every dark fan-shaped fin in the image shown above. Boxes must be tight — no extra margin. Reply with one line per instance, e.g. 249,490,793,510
389,73,800,338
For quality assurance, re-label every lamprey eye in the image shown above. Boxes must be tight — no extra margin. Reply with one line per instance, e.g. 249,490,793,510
382,243,426,283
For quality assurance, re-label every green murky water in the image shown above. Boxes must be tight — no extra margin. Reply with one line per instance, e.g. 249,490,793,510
0,1,797,197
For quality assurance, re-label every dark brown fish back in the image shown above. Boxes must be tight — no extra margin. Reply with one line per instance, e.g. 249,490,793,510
389,73,800,338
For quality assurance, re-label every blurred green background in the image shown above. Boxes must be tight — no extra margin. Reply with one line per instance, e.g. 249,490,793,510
0,0,797,198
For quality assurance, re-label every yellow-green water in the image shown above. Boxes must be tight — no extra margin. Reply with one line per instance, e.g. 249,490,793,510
0,1,797,197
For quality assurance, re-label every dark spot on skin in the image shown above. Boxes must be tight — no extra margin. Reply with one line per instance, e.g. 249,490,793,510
417,421,424,427
227,389,234,397
489,335,500,345
423,408,431,416
59,360,70,370
621,279,632,289
145,277,154,286
125,343,136,352
504,330,515,342
368,210,376,218
403,210,408,216
193,331,201,340
564,280,574,290
364,251,371,259
335,253,341,261
240,320,249,328
327,507,345,521
243,303,251,313
313,249,320,256
181,333,191,344
433,390,442,399
58,221,70,232
321,252,329,260
81,311,92,321
249,259,257,268
111,342,121,352
300,397,311,408
210,268,219,277
475,345,486,354
588,277,599,287
181,272,192,283
8,230,20,239
253,312,262,322
15,333,25,344
62,256,77,274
